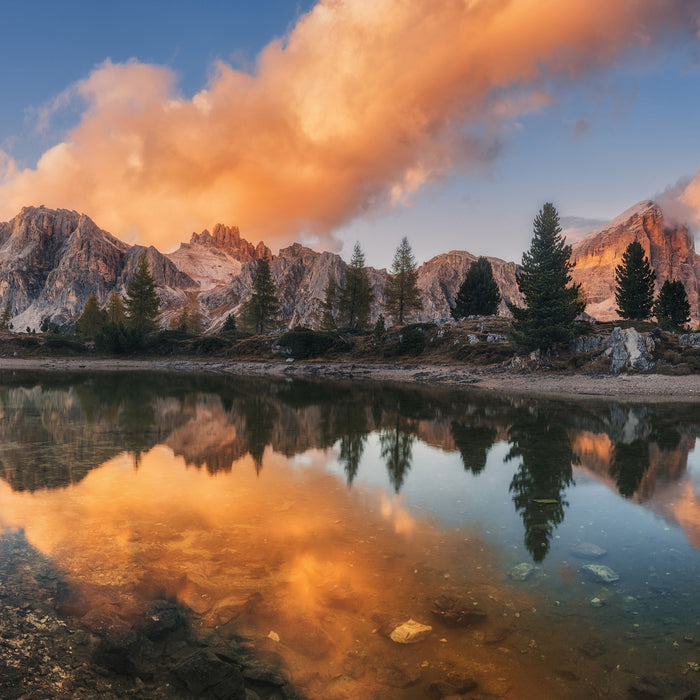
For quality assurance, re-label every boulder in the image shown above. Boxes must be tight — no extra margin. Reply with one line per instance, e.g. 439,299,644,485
581,564,620,584
390,619,433,644
604,327,655,373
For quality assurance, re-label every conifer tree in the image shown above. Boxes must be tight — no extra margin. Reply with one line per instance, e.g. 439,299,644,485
105,291,126,324
614,241,656,320
338,243,373,330
510,203,584,351
373,314,386,338
653,279,691,331
220,313,237,335
0,300,12,330
124,253,160,334
384,237,422,325
76,294,108,337
243,257,280,334
452,257,501,318
320,275,338,331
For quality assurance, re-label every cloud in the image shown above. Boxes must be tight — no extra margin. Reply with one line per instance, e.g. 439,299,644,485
0,0,698,251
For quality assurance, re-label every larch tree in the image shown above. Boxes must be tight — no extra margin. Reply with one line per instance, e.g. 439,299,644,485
452,257,501,318
384,237,422,325
510,203,585,351
653,279,691,331
243,257,280,334
614,241,656,320
105,291,127,324
124,253,160,334
320,275,338,331
338,243,373,330
0,300,12,330
75,294,108,337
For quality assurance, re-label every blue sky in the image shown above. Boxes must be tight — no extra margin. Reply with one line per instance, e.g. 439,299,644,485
1,1,699,268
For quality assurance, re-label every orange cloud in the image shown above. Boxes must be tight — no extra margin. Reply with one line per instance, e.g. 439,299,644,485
0,0,697,251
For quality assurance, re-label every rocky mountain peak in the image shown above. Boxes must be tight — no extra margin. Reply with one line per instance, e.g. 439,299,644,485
187,224,271,263
571,200,700,322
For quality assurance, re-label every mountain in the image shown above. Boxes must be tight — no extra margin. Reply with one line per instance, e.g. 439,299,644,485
0,206,197,331
571,200,700,322
167,224,271,291
0,200,697,332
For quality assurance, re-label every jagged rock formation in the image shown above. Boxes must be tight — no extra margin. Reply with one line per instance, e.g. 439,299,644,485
167,224,271,291
1,199,697,331
416,251,521,319
571,200,700,323
0,207,196,330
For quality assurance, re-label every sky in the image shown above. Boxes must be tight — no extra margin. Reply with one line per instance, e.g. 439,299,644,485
1,0,700,269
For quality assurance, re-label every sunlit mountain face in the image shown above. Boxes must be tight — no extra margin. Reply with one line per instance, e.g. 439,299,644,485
0,371,699,698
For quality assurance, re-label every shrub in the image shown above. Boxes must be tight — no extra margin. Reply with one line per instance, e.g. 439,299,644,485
192,336,227,354
383,323,431,357
277,327,349,359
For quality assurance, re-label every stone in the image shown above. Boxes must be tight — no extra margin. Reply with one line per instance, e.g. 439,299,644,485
603,327,655,374
173,649,245,699
389,619,433,644
581,564,620,584
571,542,607,559
142,599,182,640
430,595,487,627
509,562,536,581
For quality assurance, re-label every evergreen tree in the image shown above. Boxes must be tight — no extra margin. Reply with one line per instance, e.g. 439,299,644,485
384,237,422,325
510,203,584,351
0,300,12,330
75,294,108,337
124,254,160,334
338,242,373,330
320,275,338,330
452,257,501,318
105,291,126,324
653,279,691,331
220,313,237,334
243,257,280,334
614,241,656,320
373,314,386,338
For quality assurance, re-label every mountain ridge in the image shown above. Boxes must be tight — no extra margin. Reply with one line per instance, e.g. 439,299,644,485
0,200,697,332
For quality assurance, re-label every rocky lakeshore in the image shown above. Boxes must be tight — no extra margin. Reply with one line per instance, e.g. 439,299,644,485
0,356,699,402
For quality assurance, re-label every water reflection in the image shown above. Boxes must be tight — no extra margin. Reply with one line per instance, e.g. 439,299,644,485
506,412,575,562
0,372,699,698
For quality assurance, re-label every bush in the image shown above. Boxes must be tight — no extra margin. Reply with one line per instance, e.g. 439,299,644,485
95,322,143,354
383,324,431,357
192,336,227,354
277,327,349,359
43,336,87,353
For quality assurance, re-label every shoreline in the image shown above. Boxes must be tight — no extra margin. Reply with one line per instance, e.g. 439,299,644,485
1,356,699,402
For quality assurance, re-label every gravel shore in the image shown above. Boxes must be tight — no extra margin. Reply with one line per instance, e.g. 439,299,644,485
1,357,699,402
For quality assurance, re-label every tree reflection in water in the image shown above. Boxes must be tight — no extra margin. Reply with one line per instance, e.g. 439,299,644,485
450,422,497,474
379,416,416,493
506,412,575,562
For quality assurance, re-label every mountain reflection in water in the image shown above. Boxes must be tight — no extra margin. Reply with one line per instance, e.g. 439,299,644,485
0,371,699,698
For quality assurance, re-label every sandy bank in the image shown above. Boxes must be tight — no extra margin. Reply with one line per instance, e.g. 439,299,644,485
1,356,699,402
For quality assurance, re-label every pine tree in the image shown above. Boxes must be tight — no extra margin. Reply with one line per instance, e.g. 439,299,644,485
510,203,585,351
452,257,501,318
124,253,160,334
614,241,656,320
76,294,108,337
105,291,126,324
320,275,338,330
0,300,12,330
653,279,691,331
384,237,422,325
243,257,280,334
373,314,386,338
220,313,237,335
338,243,373,330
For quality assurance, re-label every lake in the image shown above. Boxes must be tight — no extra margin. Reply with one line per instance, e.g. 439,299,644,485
0,370,699,699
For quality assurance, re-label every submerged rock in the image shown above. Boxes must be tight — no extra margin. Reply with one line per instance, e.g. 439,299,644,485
571,542,607,559
430,595,487,627
581,564,620,584
509,562,536,581
390,619,433,644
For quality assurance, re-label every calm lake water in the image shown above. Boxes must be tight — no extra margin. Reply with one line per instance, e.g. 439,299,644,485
0,371,699,698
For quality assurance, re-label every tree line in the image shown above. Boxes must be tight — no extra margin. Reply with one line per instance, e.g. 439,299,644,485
1,205,695,349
